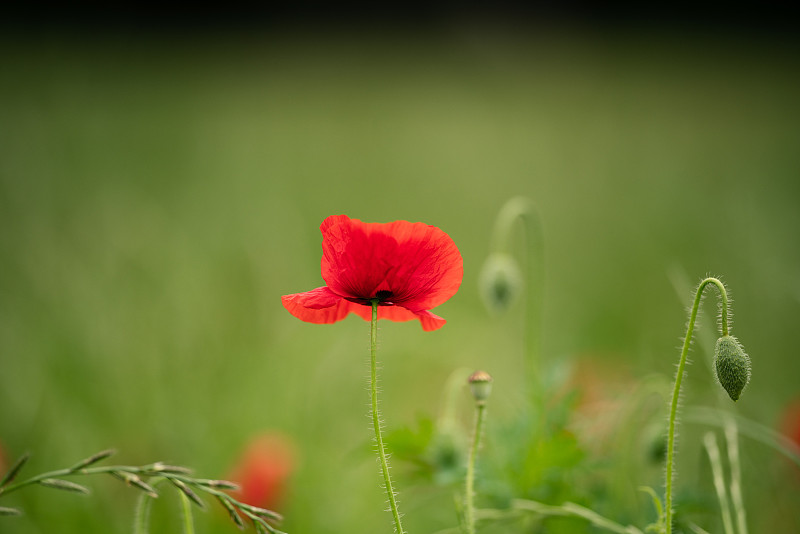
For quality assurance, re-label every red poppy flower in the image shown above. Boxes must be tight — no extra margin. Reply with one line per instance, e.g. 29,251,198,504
282,215,463,331
227,433,295,511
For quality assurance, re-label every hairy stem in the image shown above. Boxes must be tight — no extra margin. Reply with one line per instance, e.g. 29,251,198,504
465,402,487,534
370,300,405,534
665,277,729,533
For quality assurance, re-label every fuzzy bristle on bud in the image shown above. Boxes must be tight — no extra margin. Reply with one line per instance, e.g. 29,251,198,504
478,253,523,315
468,370,493,404
714,335,751,402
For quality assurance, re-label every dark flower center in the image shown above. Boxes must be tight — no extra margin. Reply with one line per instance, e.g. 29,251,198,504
375,290,394,301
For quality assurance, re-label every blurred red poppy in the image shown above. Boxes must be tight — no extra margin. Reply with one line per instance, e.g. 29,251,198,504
780,398,800,451
227,433,295,511
282,215,463,331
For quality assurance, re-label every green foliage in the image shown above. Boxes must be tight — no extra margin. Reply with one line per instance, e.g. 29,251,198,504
386,416,467,486
1,26,799,534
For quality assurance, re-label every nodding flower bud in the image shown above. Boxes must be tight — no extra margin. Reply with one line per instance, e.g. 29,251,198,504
468,370,493,404
478,253,523,315
714,335,751,402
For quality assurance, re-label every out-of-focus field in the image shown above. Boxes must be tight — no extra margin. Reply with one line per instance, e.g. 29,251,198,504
1,24,799,533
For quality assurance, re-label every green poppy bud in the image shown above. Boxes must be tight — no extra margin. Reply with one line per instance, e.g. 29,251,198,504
468,370,493,404
714,335,751,402
478,253,523,315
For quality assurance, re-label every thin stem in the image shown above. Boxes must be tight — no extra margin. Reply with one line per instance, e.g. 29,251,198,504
703,432,735,534
132,477,174,534
132,480,160,534
1,466,93,496
179,490,195,534
465,402,487,534
1,464,164,496
665,277,729,534
724,415,748,534
370,299,405,534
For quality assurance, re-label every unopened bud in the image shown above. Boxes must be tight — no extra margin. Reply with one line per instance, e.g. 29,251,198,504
478,253,523,315
714,335,751,402
468,370,493,404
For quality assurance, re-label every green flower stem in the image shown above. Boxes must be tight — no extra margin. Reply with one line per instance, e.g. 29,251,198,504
465,401,487,534
370,299,405,534
490,197,544,393
665,277,729,534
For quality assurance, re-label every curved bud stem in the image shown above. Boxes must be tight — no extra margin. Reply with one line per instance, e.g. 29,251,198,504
490,197,536,255
488,197,544,394
665,277,730,534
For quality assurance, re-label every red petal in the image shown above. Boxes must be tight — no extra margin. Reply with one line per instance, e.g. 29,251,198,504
319,215,463,312
410,309,447,331
227,433,294,511
282,286,446,330
281,287,354,324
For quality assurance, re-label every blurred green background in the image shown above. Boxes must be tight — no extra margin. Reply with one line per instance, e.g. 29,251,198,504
1,15,799,533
